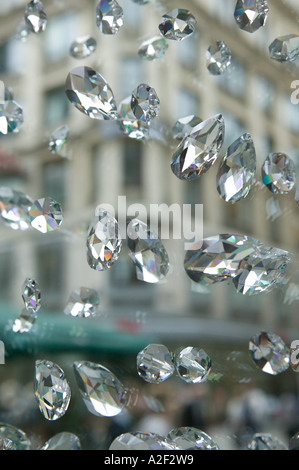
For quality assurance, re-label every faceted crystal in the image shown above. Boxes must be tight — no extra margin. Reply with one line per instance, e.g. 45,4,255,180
159,9,197,41
96,0,124,35
269,34,299,63
262,153,296,194
174,347,212,383
234,0,269,33
22,278,41,314
233,246,290,295
127,219,169,283
65,66,118,120
73,361,127,417
48,125,70,158
0,187,33,231
0,99,24,135
136,344,174,383
117,96,150,140
86,208,122,271
131,0,151,4
64,287,100,318
25,0,47,34
289,433,299,450
40,433,81,451
29,197,63,233
34,360,71,421
12,308,38,333
249,331,290,375
70,35,97,59
206,41,232,76
216,133,256,203
167,427,219,450
184,234,258,285
171,114,225,181
248,433,287,450
109,432,176,451
138,36,168,61
0,424,31,450
172,115,203,141
131,84,160,123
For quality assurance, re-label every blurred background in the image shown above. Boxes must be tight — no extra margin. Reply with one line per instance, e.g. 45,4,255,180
0,0,299,450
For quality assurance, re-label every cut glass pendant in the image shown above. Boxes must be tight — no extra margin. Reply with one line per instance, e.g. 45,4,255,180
127,218,169,283
64,287,100,318
48,125,70,158
0,99,24,135
22,278,41,314
234,0,269,33
269,34,299,62
262,153,296,194
117,96,150,140
138,36,168,61
34,360,71,421
248,433,287,450
12,308,38,333
174,347,211,383
131,84,160,123
109,432,177,450
167,427,219,450
96,0,124,35
171,114,225,181
206,41,232,76
70,35,97,59
86,208,122,271
159,9,197,41
73,361,127,417
65,66,118,120
29,197,63,233
136,344,174,383
172,115,203,141
0,187,33,231
0,423,31,450
25,0,47,34
216,133,256,203
40,433,81,451
249,331,290,375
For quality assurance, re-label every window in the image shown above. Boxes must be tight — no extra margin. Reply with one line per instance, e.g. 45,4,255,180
37,242,65,310
123,140,142,188
176,88,199,119
282,95,299,133
43,161,67,206
0,250,13,301
0,37,27,75
178,35,197,69
44,12,76,62
218,58,246,99
255,75,274,113
44,87,69,127
120,57,144,97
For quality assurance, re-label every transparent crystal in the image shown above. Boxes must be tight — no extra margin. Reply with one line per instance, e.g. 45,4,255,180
131,0,151,4
48,125,70,158
73,361,127,417
22,278,41,313
174,347,211,383
0,424,31,450
184,234,258,285
248,433,287,450
216,133,256,203
64,287,100,318
29,197,63,233
206,41,232,75
0,187,33,231
138,36,168,61
159,9,197,41
289,433,299,450
127,219,169,283
70,35,97,59
12,308,38,333
172,115,203,141
262,153,296,194
249,331,290,375
167,427,219,450
65,66,118,120
0,99,24,135
234,0,269,33
96,0,124,35
40,433,81,451
136,344,174,383
117,96,150,140
34,360,71,421
16,18,31,42
25,0,47,34
4,86,14,102
131,84,160,123
233,246,290,295
109,432,177,450
171,114,225,181
86,208,122,271
269,34,299,62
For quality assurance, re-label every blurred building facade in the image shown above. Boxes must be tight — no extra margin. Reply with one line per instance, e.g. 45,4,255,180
0,0,299,344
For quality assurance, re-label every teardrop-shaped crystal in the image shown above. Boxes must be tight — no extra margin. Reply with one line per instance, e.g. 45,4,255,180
25,0,47,34
138,36,168,61
65,66,118,120
96,0,124,35
216,133,256,203
0,423,31,450
249,331,290,375
0,187,33,231
34,360,71,421
234,0,269,33
40,433,81,451
22,278,41,313
131,84,160,123
73,361,127,417
269,34,299,63
127,219,169,283
167,427,219,450
70,35,97,59
109,432,177,450
159,9,197,41
171,114,225,181
262,153,296,194
86,208,122,271
48,125,70,158
172,115,203,141
184,234,259,285
136,344,174,383
29,197,63,233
